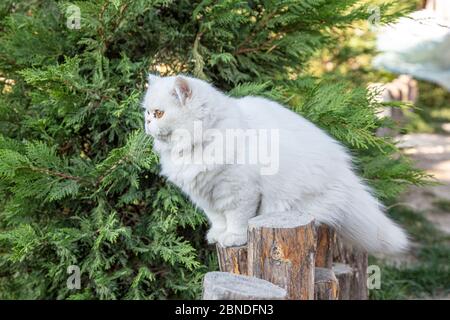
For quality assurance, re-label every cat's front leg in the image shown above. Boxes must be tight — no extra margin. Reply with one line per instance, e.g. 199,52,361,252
217,198,260,247
204,210,226,244
209,176,261,247
217,210,249,247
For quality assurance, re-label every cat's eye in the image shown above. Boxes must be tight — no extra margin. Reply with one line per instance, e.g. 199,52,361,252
153,109,165,119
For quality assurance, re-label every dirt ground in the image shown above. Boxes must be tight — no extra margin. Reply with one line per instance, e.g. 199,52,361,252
397,133,450,235
394,132,450,299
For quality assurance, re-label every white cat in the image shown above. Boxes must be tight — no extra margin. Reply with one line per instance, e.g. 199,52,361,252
143,74,409,253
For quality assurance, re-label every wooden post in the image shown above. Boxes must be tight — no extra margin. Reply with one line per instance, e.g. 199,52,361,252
216,244,248,275
333,236,368,300
315,224,336,268
314,267,339,300
332,263,353,300
202,271,287,300
247,212,316,300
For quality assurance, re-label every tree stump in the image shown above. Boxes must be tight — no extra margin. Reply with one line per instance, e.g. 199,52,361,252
332,263,353,300
333,236,368,300
202,271,287,300
247,212,316,300
216,244,248,275
314,267,339,300
315,224,336,268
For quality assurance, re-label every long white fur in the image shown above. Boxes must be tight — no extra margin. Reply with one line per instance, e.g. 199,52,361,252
143,75,409,253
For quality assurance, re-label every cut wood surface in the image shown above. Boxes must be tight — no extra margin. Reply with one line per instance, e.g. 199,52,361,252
202,271,287,300
247,212,316,300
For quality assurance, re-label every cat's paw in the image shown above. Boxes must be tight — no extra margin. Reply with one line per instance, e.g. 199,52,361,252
217,231,247,247
206,227,225,244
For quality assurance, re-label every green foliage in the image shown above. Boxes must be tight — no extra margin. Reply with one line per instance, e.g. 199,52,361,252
0,0,427,299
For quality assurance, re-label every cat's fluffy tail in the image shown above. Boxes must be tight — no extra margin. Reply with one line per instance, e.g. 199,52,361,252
336,186,409,254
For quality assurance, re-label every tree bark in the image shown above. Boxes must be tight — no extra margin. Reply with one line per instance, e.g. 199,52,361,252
247,212,316,300
332,263,353,300
216,243,248,275
333,236,368,300
314,267,339,300
315,224,336,268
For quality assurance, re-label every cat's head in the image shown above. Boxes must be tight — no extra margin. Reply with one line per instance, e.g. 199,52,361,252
143,75,217,143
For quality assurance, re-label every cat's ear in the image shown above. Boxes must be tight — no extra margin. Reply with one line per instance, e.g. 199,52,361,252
147,74,160,86
173,76,192,106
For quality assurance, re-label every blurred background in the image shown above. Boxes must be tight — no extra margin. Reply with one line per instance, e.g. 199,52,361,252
310,0,450,299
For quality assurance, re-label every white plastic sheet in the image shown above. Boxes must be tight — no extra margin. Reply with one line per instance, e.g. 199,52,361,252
373,7,450,91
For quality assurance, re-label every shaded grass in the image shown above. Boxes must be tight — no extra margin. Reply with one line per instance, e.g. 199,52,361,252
370,244,450,299
389,205,447,244
370,205,450,299
432,199,450,213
